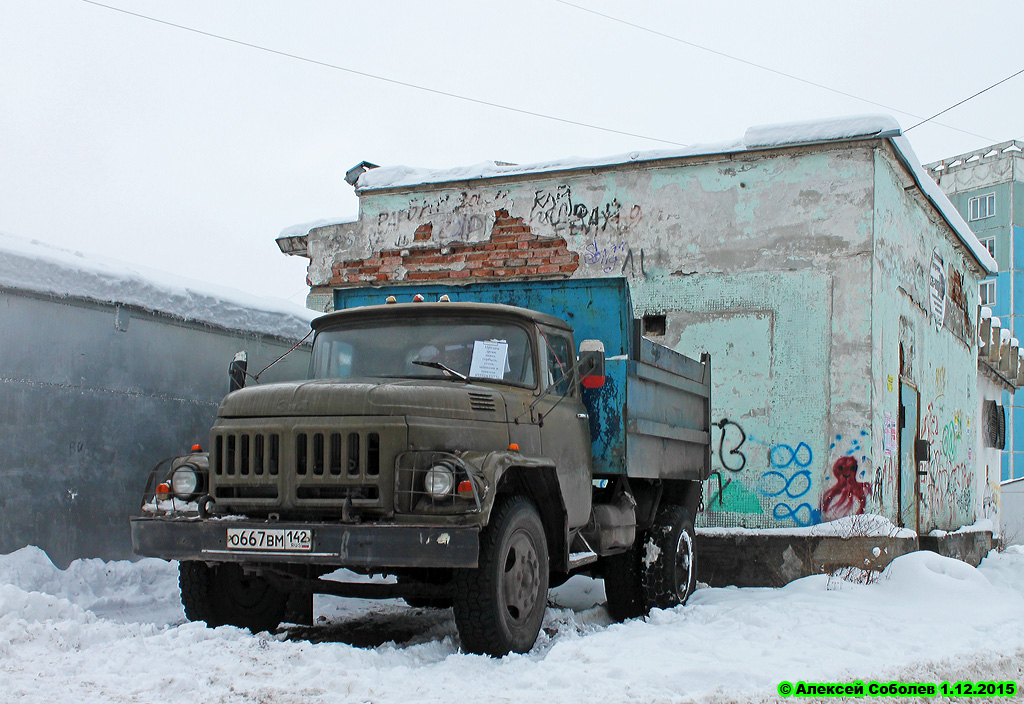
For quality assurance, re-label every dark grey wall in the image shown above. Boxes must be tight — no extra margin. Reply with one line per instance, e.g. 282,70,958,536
0,290,311,567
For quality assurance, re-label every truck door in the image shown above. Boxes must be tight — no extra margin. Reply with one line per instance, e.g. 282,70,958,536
537,327,592,528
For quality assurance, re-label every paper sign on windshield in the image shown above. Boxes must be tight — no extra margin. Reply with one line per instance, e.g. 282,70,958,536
469,340,509,379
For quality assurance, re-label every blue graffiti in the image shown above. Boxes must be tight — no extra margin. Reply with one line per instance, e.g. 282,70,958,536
773,502,822,526
769,442,813,468
760,469,812,499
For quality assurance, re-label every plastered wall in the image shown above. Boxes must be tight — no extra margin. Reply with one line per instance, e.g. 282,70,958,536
307,141,985,531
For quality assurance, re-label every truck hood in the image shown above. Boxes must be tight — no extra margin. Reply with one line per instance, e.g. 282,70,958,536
218,377,509,422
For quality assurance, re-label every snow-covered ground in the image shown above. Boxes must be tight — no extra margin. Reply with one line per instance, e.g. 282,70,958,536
2,546,1023,704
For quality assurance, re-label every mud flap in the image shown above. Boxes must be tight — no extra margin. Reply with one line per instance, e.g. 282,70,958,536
283,591,313,626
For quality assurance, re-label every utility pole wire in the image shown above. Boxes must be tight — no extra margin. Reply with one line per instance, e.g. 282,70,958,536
553,0,997,143
905,68,1024,132
80,0,687,147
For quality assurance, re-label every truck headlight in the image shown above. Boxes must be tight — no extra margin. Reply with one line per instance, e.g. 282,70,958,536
171,465,201,501
424,463,455,498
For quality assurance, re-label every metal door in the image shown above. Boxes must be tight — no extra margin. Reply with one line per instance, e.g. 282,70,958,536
898,380,920,531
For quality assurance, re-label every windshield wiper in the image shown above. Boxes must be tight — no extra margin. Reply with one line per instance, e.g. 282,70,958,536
412,360,469,382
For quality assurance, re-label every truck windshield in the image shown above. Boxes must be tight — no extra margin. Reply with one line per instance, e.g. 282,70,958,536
311,317,536,387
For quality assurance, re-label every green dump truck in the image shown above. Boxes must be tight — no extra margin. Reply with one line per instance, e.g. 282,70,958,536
131,278,711,655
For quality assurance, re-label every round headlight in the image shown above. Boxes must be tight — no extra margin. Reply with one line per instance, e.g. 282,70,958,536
424,464,455,498
171,466,199,500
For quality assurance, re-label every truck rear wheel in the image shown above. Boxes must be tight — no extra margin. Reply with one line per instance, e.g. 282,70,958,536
179,561,287,633
452,496,549,656
641,504,696,610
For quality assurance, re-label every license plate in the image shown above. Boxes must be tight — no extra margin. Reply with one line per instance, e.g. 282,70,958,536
226,528,313,551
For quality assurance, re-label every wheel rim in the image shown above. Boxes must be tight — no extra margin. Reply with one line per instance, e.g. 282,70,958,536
674,529,694,601
500,527,542,625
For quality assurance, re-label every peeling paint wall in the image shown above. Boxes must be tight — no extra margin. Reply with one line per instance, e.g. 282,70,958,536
872,148,983,532
307,140,985,531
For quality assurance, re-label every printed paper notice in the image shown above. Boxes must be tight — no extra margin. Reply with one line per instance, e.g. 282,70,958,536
884,411,896,457
470,340,509,380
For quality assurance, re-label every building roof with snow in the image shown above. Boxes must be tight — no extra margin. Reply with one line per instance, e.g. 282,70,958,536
346,115,994,275
0,231,315,340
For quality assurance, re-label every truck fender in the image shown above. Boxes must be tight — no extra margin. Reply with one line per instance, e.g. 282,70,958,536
468,450,569,574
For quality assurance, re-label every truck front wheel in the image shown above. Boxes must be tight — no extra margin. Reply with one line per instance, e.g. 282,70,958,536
179,561,287,633
641,504,697,610
452,496,549,656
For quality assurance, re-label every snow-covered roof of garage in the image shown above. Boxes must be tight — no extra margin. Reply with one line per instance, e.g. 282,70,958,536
352,114,996,276
0,232,315,339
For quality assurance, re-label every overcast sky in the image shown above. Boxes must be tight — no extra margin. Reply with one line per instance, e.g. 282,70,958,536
1,0,1021,305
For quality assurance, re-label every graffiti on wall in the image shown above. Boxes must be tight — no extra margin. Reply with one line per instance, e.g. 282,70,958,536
702,417,882,528
921,397,973,527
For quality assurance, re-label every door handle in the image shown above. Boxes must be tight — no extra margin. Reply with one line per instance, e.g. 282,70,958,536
577,413,589,419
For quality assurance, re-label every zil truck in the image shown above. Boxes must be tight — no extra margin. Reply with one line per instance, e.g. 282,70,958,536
131,278,711,655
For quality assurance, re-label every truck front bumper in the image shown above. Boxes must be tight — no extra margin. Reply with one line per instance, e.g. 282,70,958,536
130,516,480,568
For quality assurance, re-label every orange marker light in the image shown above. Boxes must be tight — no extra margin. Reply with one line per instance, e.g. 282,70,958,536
457,480,473,494
508,443,520,452
413,294,425,302
385,296,397,304
191,444,202,453
155,482,171,498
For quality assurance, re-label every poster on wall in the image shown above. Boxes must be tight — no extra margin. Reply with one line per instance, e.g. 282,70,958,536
884,411,896,456
929,248,947,328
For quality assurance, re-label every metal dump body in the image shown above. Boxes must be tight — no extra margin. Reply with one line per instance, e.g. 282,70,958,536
333,278,710,481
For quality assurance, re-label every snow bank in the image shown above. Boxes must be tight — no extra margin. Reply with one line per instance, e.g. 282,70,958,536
698,513,917,538
354,114,995,275
2,545,1023,703
0,231,316,339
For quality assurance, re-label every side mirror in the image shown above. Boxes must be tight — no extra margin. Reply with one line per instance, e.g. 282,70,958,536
229,351,248,392
578,340,606,389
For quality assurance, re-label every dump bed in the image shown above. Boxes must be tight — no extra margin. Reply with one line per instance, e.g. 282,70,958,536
333,278,711,481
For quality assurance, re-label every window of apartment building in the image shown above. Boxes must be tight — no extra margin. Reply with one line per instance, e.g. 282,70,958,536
981,236,996,260
980,279,997,307
968,192,996,221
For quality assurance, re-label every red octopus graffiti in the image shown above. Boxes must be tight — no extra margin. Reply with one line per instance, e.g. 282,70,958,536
821,456,871,520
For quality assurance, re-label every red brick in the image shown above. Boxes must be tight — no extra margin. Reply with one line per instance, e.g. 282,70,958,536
522,267,539,275
548,255,574,265
491,234,516,244
407,271,433,280
504,258,527,267
466,251,490,261
476,269,494,276
560,264,578,272
450,269,472,278
537,264,561,274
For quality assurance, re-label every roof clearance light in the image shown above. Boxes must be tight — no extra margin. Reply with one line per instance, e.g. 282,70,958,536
385,296,397,304
439,295,451,302
413,294,425,302
191,444,202,452
508,444,520,452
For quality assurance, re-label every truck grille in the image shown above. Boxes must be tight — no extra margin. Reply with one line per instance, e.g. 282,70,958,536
210,419,403,515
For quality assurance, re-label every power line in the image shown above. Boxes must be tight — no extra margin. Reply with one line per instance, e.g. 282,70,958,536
553,0,997,143
79,0,687,147
905,68,1024,132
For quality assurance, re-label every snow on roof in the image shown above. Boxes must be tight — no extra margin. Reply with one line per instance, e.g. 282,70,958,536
278,215,358,239
355,114,995,275
0,232,315,339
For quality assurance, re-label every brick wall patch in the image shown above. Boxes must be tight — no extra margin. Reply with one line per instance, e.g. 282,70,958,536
330,210,579,284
